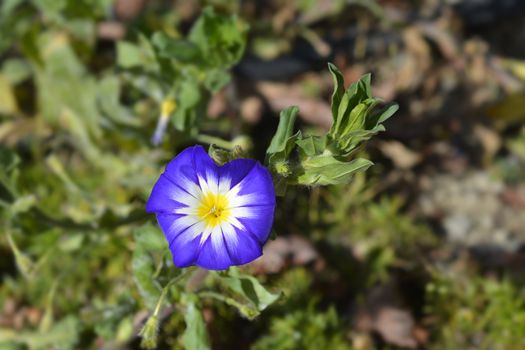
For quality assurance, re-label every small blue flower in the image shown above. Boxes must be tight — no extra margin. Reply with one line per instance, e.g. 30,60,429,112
146,145,276,270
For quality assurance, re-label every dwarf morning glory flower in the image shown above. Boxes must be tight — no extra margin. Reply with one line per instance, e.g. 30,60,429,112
146,145,276,270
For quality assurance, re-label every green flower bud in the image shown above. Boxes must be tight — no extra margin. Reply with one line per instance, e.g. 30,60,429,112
139,314,159,350
274,160,291,177
232,135,253,152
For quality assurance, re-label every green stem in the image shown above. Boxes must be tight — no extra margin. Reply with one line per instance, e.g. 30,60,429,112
198,291,245,311
152,269,192,316
196,134,234,150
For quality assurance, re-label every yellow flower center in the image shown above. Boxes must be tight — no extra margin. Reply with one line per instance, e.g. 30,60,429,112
197,192,231,227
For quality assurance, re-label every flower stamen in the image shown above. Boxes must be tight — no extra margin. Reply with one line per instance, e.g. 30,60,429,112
197,192,231,227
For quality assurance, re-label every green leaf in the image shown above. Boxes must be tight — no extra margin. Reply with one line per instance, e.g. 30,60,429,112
329,74,372,138
188,7,247,68
296,156,373,186
172,77,202,132
116,41,143,68
0,145,19,203
10,194,36,214
204,69,231,93
218,267,281,320
182,295,210,350
134,223,166,252
35,36,104,161
6,231,35,278
94,300,134,341
132,247,162,310
325,66,398,155
266,106,301,192
340,98,378,135
327,62,345,121
296,135,326,157
0,316,79,349
151,32,201,62
266,106,299,156
97,75,140,126
2,58,32,84
1,0,24,16
0,74,17,115
366,102,399,128
132,225,165,309
31,0,67,21
117,36,157,71
0,145,19,175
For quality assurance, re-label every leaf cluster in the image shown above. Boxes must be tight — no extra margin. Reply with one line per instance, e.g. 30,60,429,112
266,63,398,190
117,7,247,135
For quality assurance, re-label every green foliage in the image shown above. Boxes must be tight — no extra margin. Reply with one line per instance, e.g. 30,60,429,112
252,304,351,350
118,6,247,136
217,268,281,319
132,225,164,309
6,2,517,350
327,64,397,155
314,173,435,285
182,295,211,350
266,63,397,189
426,274,525,349
0,316,80,349
0,5,399,344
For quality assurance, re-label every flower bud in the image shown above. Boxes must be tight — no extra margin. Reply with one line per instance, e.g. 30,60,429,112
274,160,291,177
139,314,159,350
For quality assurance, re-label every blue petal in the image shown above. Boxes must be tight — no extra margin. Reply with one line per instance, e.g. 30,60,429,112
147,145,219,214
157,213,203,267
195,229,234,270
235,163,276,207
218,158,257,188
145,175,190,213
165,145,217,186
156,213,195,246
222,224,263,265
170,234,202,268
236,205,275,243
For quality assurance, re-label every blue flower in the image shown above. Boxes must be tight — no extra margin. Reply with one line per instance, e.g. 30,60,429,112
146,146,276,270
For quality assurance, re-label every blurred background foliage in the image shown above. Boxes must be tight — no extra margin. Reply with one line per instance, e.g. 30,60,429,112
2,0,525,349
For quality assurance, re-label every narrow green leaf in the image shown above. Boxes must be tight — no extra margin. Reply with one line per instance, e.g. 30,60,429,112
330,83,357,136
172,78,201,131
6,231,34,278
10,194,36,214
329,73,374,138
327,62,345,121
366,102,399,129
266,106,299,156
341,98,379,135
360,73,372,99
